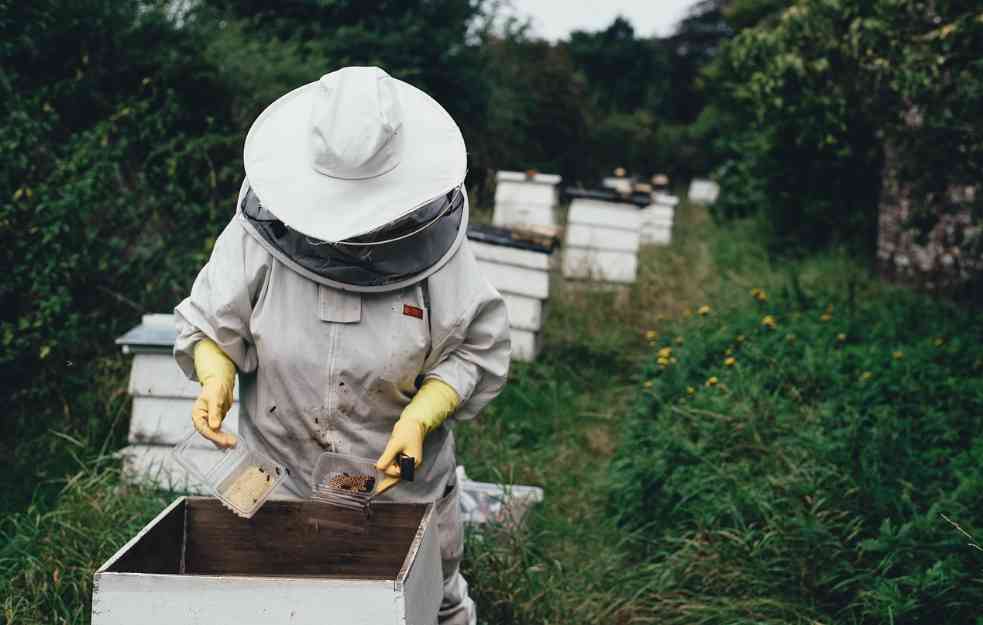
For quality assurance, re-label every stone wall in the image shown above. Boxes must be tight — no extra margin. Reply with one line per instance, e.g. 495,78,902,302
876,140,981,296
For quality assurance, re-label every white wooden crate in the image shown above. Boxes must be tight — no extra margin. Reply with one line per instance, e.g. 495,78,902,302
501,293,544,332
471,239,551,271
562,248,639,284
567,199,643,231
640,227,672,245
475,259,549,300
492,202,554,229
492,170,561,229
128,352,239,400
688,179,720,204
92,497,443,625
565,223,640,252
640,204,675,246
562,199,642,284
469,233,552,362
129,397,240,446
509,328,543,362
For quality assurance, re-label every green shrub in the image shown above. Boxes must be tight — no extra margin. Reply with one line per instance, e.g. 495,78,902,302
610,280,983,623
707,0,983,255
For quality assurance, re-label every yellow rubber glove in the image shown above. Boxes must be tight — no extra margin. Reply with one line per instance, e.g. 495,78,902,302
374,378,460,495
191,338,238,449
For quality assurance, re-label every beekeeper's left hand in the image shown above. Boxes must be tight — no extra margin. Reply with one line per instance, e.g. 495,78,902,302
374,378,460,495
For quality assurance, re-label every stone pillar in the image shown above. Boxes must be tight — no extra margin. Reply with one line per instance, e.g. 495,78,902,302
876,139,980,295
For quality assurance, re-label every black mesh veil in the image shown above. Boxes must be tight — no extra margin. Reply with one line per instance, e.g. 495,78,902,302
240,186,466,288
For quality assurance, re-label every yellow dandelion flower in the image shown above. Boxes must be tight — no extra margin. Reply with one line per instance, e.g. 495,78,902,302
750,288,768,302
761,315,777,329
705,376,719,387
674,336,684,346
820,313,833,322
724,356,736,367
836,333,847,343
698,305,711,316
644,380,654,388
892,351,904,360
860,371,873,382
686,386,696,396
735,334,746,343
645,330,658,341
786,333,797,343
658,347,673,359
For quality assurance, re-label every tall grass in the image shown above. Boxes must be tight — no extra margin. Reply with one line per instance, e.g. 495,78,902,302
0,462,169,625
609,275,983,623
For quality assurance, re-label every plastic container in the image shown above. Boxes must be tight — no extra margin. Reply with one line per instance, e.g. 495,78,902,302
171,430,286,519
310,451,385,512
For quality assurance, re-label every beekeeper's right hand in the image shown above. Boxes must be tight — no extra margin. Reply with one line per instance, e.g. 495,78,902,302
192,338,238,448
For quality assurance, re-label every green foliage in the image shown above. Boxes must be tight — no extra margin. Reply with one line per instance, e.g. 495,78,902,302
707,0,983,254
610,279,983,623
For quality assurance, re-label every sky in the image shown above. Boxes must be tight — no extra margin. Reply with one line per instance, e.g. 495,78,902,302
504,0,703,40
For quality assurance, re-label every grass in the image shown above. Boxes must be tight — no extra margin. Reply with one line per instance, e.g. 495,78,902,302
5,197,973,624
454,199,798,624
1,461,169,624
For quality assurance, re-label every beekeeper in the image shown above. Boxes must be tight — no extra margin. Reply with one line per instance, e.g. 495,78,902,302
172,66,510,625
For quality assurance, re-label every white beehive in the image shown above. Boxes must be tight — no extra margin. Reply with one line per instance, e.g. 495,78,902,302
688,178,720,204
468,226,555,362
561,199,642,284
115,314,237,493
492,170,561,230
640,194,678,246
92,497,442,625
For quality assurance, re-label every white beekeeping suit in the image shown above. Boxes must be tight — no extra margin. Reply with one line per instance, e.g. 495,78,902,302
172,66,510,625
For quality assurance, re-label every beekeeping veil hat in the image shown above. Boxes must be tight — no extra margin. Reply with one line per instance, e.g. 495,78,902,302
238,66,469,292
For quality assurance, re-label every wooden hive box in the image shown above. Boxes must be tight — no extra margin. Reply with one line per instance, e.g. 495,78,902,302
116,314,239,492
492,170,561,230
468,224,555,362
640,197,677,246
92,497,442,625
688,178,720,204
562,199,642,284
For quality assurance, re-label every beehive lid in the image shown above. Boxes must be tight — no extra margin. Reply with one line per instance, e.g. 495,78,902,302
115,314,177,353
467,224,557,254
563,187,650,208
496,170,562,185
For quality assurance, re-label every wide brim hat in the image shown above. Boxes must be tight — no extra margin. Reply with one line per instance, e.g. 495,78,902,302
243,66,467,243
